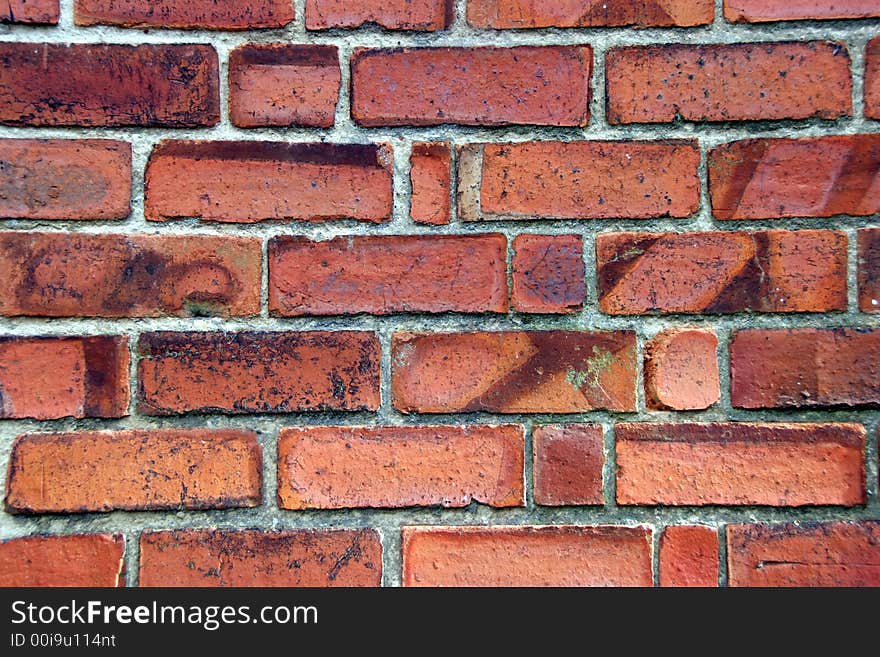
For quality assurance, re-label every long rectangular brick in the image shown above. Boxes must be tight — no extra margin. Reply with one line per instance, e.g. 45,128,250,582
0,336,129,420
268,235,508,316
140,530,381,587
458,141,700,221
725,1,880,22
596,231,848,314
402,526,653,586
138,331,380,415
0,535,124,587
0,43,219,127
468,0,714,27
859,229,880,312
5,429,262,514
2,0,59,24
306,0,452,30
606,42,852,124
0,232,261,318
75,0,294,28
730,329,880,408
351,46,592,127
392,331,637,413
145,141,393,223
616,423,865,506
277,425,525,509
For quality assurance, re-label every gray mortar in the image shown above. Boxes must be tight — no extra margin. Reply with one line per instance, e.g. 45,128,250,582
0,0,878,586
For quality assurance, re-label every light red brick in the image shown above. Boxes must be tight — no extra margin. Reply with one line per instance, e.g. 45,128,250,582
659,526,719,587
410,142,451,225
306,0,452,30
468,0,714,28
0,534,124,587
645,329,719,411
533,424,604,506
725,0,880,22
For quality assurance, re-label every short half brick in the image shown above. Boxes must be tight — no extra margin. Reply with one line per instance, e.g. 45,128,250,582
410,142,451,225
866,37,880,119
859,229,880,312
145,141,393,223
0,43,219,127
269,235,508,316
725,0,880,22
140,530,381,587
138,331,380,415
402,526,653,586
616,423,865,507
511,234,585,314
730,329,880,408
468,0,714,27
351,46,592,127
659,526,719,587
533,424,604,506
75,0,294,28
1,0,59,23
606,42,852,124
645,329,720,411
0,534,124,587
277,425,524,509
0,336,129,420
596,231,848,315
5,429,262,514
0,232,261,317
392,331,638,413
306,0,452,30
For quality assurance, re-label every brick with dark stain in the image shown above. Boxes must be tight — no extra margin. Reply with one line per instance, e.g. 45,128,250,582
75,0,294,29
1,0,59,24
468,0,714,28
511,234,585,314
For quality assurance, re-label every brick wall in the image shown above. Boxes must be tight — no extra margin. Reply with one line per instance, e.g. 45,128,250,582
0,0,878,588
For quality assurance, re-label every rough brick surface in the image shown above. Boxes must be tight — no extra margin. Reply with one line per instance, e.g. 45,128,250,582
145,141,393,223
606,42,852,124
0,534,124,587
2,1,59,25
140,529,382,587
725,1,880,22
511,235,585,314
392,331,638,413
533,424,604,506
659,526,719,588
403,526,653,586
75,0,294,29
616,423,865,507
859,229,880,312
866,37,880,119
277,425,525,509
468,0,714,28
307,0,452,30
645,329,720,411
410,143,451,225
0,336,129,420
269,235,508,316
5,429,262,514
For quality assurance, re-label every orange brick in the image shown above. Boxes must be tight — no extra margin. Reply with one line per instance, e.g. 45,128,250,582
645,329,719,411
0,534,124,587
659,526,719,587
410,142,451,225
2,0,58,23
725,0,880,22
512,235,585,314
468,0,714,27
306,0,452,30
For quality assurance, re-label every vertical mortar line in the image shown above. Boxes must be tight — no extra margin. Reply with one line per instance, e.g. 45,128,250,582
850,34,867,121
215,39,233,131
334,41,354,131
603,421,617,508
847,225,862,313
378,328,394,418
652,524,661,587
293,0,308,33
125,530,140,587
391,136,412,226
448,137,459,226
262,423,280,514
866,416,879,508
453,0,468,32
590,31,609,130
716,324,734,412
713,0,724,26
261,236,270,319
523,419,534,509
58,0,74,28
129,134,155,228
695,134,714,232
381,524,403,588
718,523,729,587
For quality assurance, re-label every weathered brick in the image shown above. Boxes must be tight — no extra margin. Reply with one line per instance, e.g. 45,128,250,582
725,0,880,22
468,0,714,28
730,329,880,408
0,232,261,318
5,429,262,514
866,37,880,119
533,424,604,506
145,141,393,223
392,331,637,413
75,0,294,29
728,522,880,586
710,136,880,220
0,535,123,587
410,142,451,225
351,46,592,127
403,526,653,586
0,336,129,420
268,235,508,316
229,45,340,128
306,0,452,30
616,423,865,506
596,231,848,315
140,530,381,587
512,235,585,314
458,141,701,221
659,526,719,588
138,331,380,415
1,0,58,24
859,229,880,312
606,42,852,124
645,329,719,411
277,425,524,509
0,43,219,127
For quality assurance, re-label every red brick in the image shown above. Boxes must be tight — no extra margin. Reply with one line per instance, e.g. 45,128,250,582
229,45,339,128
5,429,262,514
0,232,261,318
596,231,847,315
512,234,585,314
1,0,58,24
392,331,637,413
277,425,524,509
0,43,219,127
616,423,865,507
269,235,508,316
351,46,592,127
659,526,719,588
725,0,880,22
138,331,380,415
458,141,700,221
403,526,653,586
645,329,719,411
710,136,880,220
0,336,129,420
410,142,451,225
859,229,880,312
140,529,381,587
306,0,452,30
468,0,714,27
0,534,123,587
0,139,130,220
145,141,393,224
730,329,880,408
606,42,852,124
533,424,604,506
866,37,880,119
75,0,294,28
